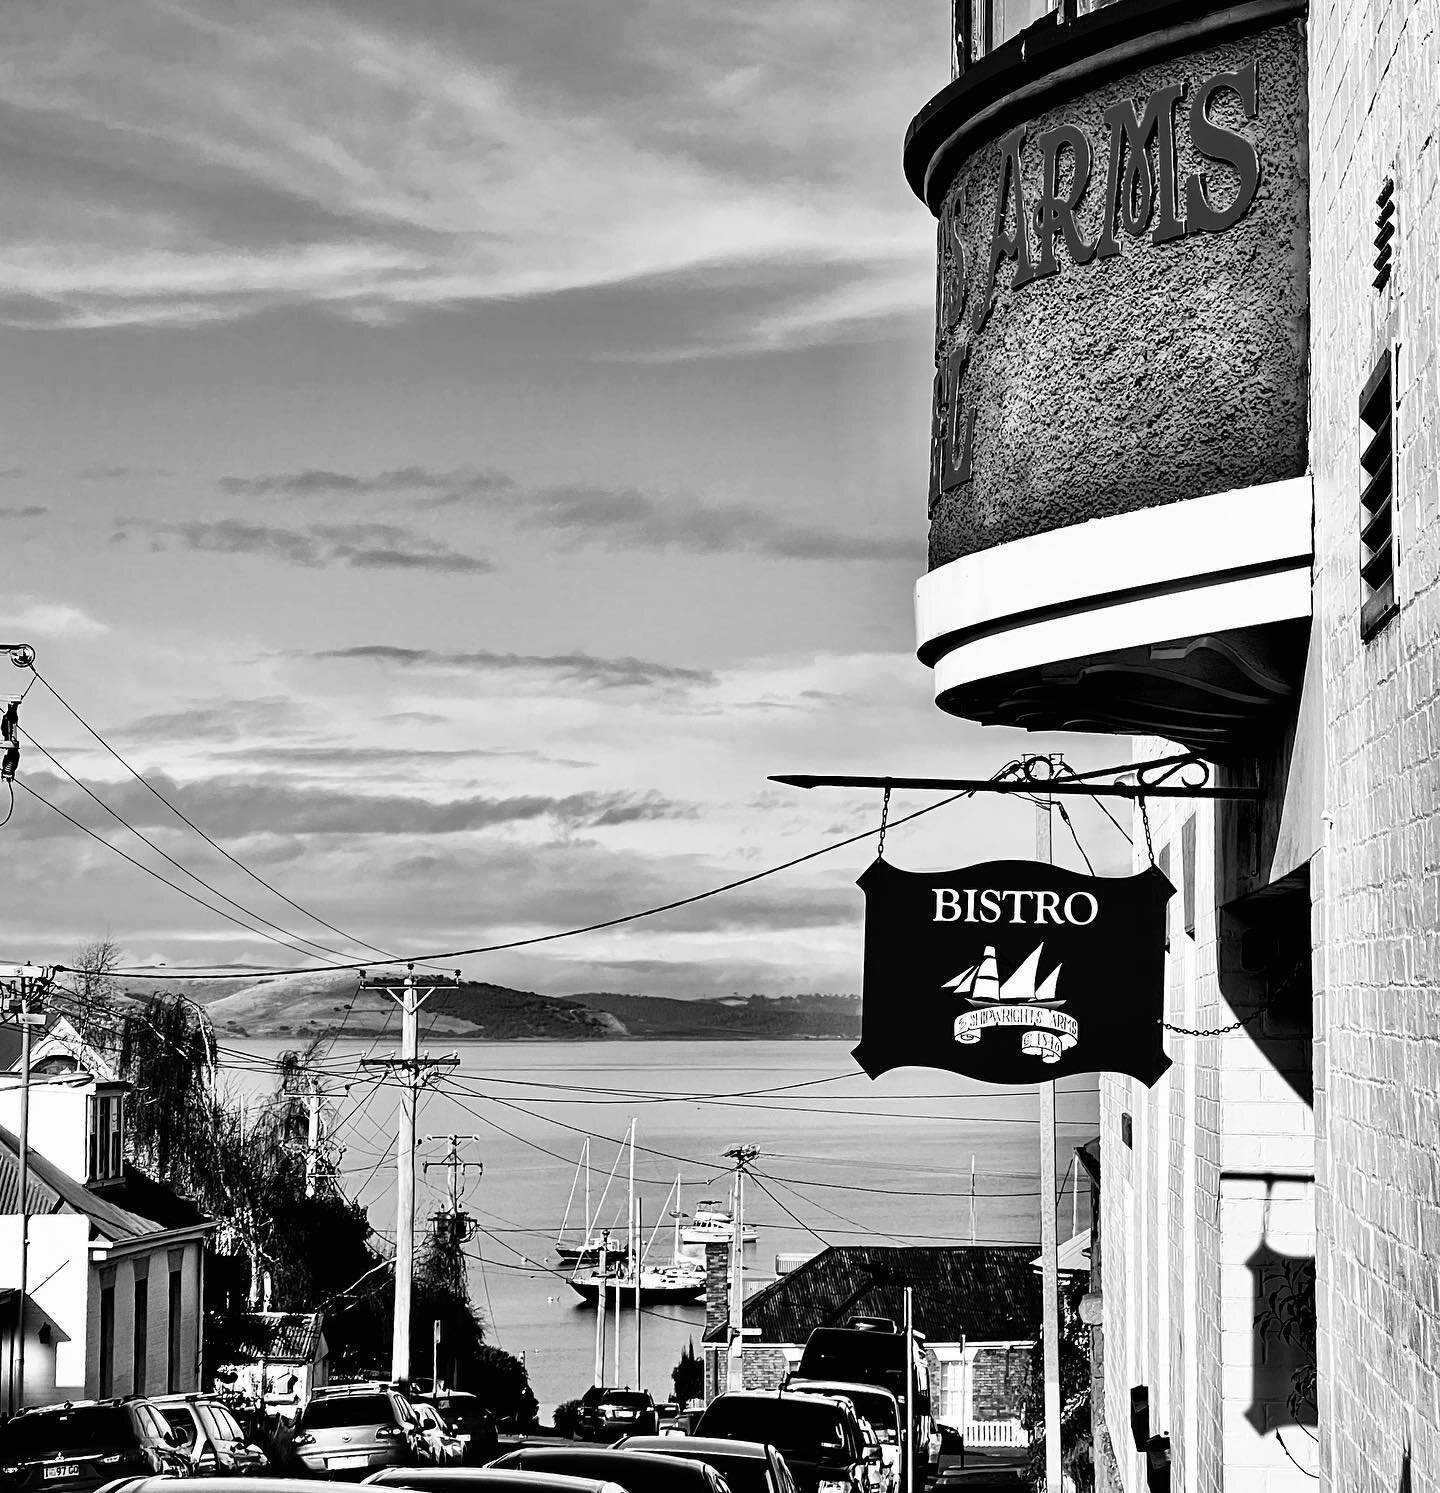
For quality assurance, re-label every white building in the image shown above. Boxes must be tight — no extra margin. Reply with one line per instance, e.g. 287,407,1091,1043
0,1016,212,1411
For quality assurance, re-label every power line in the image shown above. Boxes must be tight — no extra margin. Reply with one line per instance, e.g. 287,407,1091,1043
95,761,1026,979
20,732,368,966
24,665,438,971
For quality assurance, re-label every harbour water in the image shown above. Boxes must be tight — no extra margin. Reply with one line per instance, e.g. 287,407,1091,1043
222,1039,1098,1417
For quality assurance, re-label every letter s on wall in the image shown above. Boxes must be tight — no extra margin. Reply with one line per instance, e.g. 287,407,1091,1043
1185,60,1260,235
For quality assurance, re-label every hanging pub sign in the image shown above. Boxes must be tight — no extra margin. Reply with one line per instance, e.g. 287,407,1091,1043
852,858,1174,1087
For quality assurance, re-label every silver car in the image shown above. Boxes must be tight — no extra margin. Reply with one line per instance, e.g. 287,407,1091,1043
292,1387,431,1478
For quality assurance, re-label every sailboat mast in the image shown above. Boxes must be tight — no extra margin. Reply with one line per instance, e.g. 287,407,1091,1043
628,1117,637,1275
585,1136,592,1239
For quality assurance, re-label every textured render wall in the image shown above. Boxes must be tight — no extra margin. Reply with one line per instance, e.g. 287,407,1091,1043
928,21,1309,567
1308,0,1440,1487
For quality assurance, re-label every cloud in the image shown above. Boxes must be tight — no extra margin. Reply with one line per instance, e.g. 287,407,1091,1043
9,770,689,840
0,1,942,346
115,698,315,743
5,598,109,637
0,469,26,480
77,465,171,480
217,465,915,563
220,466,514,501
0,504,46,518
115,516,494,574
312,644,714,691
206,744,593,769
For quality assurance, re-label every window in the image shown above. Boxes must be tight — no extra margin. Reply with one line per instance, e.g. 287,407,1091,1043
1360,348,1398,640
167,1267,183,1393
88,1092,125,1183
98,1284,115,1397
932,1356,965,1423
133,1277,148,1395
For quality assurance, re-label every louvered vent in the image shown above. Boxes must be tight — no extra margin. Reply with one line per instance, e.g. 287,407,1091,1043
1374,178,1395,292
1359,348,1397,641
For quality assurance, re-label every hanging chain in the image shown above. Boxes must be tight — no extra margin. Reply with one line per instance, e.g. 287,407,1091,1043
1161,1010,1264,1036
876,782,892,858
1138,795,1156,867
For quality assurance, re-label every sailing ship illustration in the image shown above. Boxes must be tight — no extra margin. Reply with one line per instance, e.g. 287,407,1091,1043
944,943,1063,1005
944,943,1078,1062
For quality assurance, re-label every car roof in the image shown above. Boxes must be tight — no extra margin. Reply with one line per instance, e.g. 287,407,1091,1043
498,1449,705,1468
707,1391,851,1407
616,1437,773,1460
96,1482,319,1492
785,1381,898,1402
363,1473,624,1493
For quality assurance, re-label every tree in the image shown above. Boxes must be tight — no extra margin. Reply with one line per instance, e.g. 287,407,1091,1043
1022,1278,1094,1492
411,1226,486,1387
672,1338,703,1406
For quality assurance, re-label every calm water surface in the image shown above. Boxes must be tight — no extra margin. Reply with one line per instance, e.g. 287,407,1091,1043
223,1039,1097,1416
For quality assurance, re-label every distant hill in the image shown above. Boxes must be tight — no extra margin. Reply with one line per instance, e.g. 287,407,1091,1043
179,973,860,1041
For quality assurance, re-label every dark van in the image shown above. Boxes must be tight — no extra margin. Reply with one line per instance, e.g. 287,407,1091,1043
791,1324,938,1487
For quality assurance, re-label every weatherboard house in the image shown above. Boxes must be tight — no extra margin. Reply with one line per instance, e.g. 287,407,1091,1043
0,1017,212,1410
702,1244,1038,1443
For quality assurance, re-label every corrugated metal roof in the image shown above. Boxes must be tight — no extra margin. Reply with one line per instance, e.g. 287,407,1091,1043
705,1245,1042,1347
0,1123,210,1240
230,1311,325,1362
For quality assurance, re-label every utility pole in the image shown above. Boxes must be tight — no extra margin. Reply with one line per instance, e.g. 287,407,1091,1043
723,1145,757,1392
360,965,461,1384
304,1077,325,1198
633,1196,642,1391
1036,782,1062,1493
422,1133,483,1232
1,962,53,1415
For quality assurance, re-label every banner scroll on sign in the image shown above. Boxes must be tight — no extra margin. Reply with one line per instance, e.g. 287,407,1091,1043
852,858,1174,1087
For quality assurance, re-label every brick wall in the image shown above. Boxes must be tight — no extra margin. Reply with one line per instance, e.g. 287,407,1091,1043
1308,0,1440,1486
971,1346,1029,1420
743,1347,790,1391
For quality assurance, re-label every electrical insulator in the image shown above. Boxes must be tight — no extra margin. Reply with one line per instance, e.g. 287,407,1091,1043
454,1212,473,1244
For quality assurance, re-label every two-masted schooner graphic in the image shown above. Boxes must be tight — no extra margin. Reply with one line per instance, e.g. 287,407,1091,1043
944,943,1079,1063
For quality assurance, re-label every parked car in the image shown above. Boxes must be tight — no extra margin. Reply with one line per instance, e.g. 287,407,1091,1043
574,1389,660,1441
411,1402,465,1466
616,1434,801,1493
0,1398,191,1490
694,1391,878,1493
362,1470,629,1493
413,1392,499,1465
783,1382,901,1493
792,1327,937,1487
147,1393,269,1476
291,1385,432,1478
488,1444,731,1493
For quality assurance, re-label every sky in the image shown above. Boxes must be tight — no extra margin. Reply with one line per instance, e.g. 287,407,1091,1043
0,0,1132,997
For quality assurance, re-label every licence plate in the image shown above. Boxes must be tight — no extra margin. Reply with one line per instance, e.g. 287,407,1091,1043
328,1454,371,1469
43,1468,79,1481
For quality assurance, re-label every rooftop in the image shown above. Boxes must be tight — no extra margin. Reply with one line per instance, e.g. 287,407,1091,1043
706,1245,1041,1346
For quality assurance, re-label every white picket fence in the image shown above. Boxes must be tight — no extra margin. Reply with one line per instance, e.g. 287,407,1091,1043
959,1419,1028,1449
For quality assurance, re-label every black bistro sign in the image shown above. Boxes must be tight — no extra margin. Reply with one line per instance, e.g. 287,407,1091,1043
852,858,1174,1086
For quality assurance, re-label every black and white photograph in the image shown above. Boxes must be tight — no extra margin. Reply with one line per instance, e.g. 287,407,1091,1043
0,0,1432,1488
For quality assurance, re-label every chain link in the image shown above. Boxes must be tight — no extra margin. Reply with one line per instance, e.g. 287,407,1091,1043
877,783,891,858
1138,794,1156,867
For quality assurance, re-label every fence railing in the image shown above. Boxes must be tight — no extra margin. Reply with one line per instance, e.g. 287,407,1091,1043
960,1419,1028,1448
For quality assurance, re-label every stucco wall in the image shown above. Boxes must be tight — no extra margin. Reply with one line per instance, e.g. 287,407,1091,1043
84,1242,204,1401
1307,0,1440,1486
925,20,1309,568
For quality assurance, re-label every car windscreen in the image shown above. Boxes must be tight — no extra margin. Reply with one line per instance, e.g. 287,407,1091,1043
301,1393,394,1428
0,1407,134,1459
673,1451,772,1493
809,1391,896,1436
603,1394,652,1410
158,1408,199,1445
698,1401,848,1459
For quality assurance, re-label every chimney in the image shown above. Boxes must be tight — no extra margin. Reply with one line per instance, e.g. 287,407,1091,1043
705,1240,732,1339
